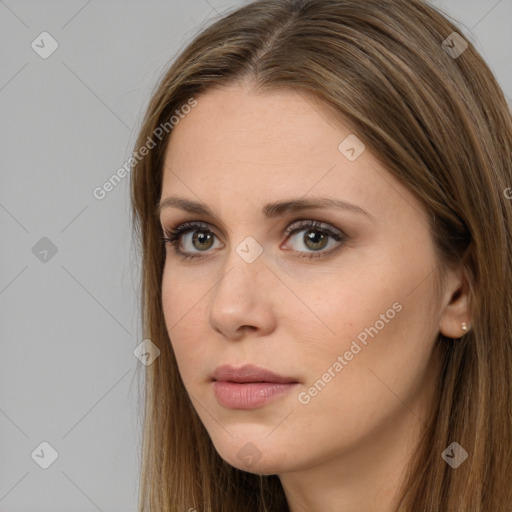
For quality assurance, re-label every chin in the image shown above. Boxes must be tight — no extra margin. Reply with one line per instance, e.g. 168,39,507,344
213,437,296,475
223,452,292,475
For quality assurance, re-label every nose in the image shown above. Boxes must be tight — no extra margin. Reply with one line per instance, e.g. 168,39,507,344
208,243,277,341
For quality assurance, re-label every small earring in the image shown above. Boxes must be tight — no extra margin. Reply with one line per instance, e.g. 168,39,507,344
461,322,468,331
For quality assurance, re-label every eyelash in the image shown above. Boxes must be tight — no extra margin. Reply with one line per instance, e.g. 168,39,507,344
161,220,346,261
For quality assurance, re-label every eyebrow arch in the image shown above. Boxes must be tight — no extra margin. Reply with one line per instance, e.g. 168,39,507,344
157,196,374,220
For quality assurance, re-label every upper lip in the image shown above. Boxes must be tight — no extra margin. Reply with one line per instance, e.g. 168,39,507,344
211,364,299,384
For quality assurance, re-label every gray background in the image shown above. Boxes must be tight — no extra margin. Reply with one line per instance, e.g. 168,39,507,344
0,0,510,511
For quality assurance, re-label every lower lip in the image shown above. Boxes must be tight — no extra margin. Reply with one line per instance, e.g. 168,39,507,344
212,381,298,409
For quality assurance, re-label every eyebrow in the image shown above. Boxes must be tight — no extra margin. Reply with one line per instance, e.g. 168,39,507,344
157,196,374,220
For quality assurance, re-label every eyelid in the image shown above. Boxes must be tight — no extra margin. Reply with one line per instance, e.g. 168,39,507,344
162,218,343,237
285,218,343,236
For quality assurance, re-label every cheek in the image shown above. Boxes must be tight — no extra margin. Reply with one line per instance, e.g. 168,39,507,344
290,251,436,385
288,264,401,359
161,268,208,383
291,259,438,422
162,261,207,327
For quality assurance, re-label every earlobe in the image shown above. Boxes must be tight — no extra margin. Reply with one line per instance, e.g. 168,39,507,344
438,268,472,339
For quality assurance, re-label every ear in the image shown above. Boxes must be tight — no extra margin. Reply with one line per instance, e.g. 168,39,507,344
438,264,472,339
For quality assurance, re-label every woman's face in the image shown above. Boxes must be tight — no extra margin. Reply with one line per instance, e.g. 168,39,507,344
158,81,452,476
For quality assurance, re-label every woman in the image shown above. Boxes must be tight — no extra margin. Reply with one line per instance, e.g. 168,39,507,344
130,0,512,510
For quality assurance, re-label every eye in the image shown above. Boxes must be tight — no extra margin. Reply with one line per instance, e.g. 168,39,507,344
161,221,220,261
161,219,346,261
282,220,346,259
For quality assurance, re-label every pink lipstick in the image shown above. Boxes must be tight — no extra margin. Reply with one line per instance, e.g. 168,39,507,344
211,364,299,409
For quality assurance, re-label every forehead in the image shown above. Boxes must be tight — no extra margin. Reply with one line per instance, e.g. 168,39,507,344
160,83,424,226
165,84,343,164
164,85,352,187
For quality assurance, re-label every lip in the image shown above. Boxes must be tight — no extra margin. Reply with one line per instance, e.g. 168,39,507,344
211,364,298,384
211,364,299,410
212,381,299,409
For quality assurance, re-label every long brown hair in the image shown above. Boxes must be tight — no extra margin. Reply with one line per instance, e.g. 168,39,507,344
130,0,512,510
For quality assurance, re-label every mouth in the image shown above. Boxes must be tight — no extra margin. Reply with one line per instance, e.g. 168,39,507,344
211,363,299,384
210,364,299,409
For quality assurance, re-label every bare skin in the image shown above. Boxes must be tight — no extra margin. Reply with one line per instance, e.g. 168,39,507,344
158,80,471,512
